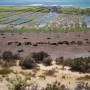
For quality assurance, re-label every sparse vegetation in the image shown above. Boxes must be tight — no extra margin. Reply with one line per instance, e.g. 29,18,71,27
56,57,90,73
11,76,26,90
2,51,14,62
78,75,90,81
56,57,64,65
75,82,90,90
70,57,90,73
43,56,52,66
77,41,83,45
44,69,56,76
44,82,70,90
1,51,20,67
0,68,13,75
20,51,51,69
31,51,49,63
20,55,37,69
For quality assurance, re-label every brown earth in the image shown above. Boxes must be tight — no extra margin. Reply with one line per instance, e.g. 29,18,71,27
0,31,90,59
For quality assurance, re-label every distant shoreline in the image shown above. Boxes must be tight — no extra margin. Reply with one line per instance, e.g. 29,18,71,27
0,4,90,9
0,6,90,15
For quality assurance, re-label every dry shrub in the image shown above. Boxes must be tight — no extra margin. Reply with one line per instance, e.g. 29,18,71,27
20,51,51,69
56,56,90,73
43,56,52,66
1,51,20,67
20,56,37,69
77,75,90,81
44,81,70,90
2,51,13,61
0,68,13,75
44,69,56,76
56,56,64,65
75,82,90,90
77,41,83,45
31,51,49,63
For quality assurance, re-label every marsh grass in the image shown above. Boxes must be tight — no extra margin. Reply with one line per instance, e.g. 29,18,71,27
0,27,89,33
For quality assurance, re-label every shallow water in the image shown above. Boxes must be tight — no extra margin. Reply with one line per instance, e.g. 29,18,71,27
0,0,90,8
0,12,90,29
83,16,90,27
38,12,59,28
0,24,8,28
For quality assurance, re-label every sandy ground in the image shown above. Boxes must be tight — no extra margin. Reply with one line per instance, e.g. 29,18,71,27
0,80,9,90
8,63,90,90
0,32,90,59
0,61,89,90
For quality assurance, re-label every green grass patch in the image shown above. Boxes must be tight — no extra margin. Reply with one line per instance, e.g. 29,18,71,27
0,27,90,33
0,6,90,15
0,6,49,13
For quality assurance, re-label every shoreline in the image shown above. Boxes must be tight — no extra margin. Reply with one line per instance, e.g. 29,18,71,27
0,4,90,9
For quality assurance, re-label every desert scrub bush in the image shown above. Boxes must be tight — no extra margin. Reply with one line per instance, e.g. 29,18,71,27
77,41,83,45
13,53,21,60
43,56,52,66
10,76,40,90
20,55,37,69
0,68,13,76
1,51,20,67
70,57,90,73
56,57,71,66
2,51,14,62
75,82,90,90
2,51,20,60
56,57,90,73
31,51,49,63
10,76,26,90
55,56,66,69
56,57,64,65
44,82,70,90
